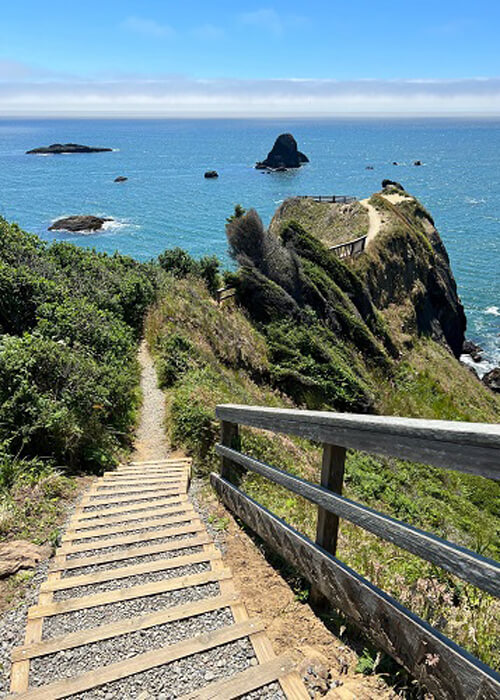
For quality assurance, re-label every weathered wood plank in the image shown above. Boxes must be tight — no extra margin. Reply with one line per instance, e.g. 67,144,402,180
71,504,193,531
84,486,182,502
12,593,238,662
216,445,500,597
311,443,346,607
76,496,187,521
28,567,232,618
49,532,212,571
215,405,500,479
7,619,262,700
63,511,195,542
41,549,220,592
178,655,295,699
211,473,500,700
220,420,241,482
80,489,183,507
59,521,205,554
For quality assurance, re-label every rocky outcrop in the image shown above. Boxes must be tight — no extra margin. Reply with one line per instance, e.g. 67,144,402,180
482,367,500,393
462,340,483,362
204,170,219,178
255,133,309,170
382,179,404,191
48,215,112,232
0,540,49,578
114,176,128,183
356,193,466,357
27,143,112,155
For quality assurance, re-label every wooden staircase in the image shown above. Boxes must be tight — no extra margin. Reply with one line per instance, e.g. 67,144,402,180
8,458,308,699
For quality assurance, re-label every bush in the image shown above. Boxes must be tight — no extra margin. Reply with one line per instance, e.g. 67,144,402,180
158,247,221,298
0,217,156,470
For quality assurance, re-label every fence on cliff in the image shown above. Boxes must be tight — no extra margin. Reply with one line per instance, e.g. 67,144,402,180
211,405,500,700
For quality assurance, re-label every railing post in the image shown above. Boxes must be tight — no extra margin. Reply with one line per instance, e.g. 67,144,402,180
220,420,242,483
310,443,346,606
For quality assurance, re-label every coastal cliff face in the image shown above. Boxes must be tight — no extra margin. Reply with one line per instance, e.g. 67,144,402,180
353,192,466,358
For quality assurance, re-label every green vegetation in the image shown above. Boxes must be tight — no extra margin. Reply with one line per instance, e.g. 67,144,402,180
147,201,499,672
0,217,158,551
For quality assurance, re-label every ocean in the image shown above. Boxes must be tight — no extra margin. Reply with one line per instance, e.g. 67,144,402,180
0,117,498,370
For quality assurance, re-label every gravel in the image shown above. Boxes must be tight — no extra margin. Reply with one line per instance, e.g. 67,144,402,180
74,509,188,532
62,546,204,578
66,533,200,560
82,495,181,512
76,503,183,524
71,521,189,544
53,562,210,601
30,608,234,686
42,582,221,639
66,638,256,699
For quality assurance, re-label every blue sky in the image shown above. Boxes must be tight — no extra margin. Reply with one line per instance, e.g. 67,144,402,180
1,1,499,114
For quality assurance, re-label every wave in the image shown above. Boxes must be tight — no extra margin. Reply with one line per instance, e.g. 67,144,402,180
466,197,486,205
485,306,500,317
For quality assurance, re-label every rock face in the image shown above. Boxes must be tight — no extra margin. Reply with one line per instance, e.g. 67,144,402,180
462,340,483,362
359,191,466,357
0,540,49,578
26,143,112,155
382,179,404,191
114,176,128,183
48,215,112,232
204,170,219,178
255,133,309,170
482,367,500,393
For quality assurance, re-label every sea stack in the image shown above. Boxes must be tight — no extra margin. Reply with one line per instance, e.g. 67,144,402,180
27,143,113,155
255,133,309,170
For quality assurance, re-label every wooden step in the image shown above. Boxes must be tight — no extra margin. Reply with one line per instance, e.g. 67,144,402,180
75,495,188,522
63,511,195,542
7,619,262,700
28,568,233,619
59,521,205,555
50,532,213,572
178,654,295,700
70,503,193,531
12,592,239,662
41,549,221,592
80,489,184,508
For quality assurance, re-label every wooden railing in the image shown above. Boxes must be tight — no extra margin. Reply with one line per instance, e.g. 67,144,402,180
330,234,367,259
298,195,357,203
211,405,500,700
216,286,236,304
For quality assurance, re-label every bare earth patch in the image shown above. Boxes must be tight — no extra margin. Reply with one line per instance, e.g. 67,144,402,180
193,483,397,699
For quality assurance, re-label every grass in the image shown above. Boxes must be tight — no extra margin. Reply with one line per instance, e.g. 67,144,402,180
269,197,369,247
147,270,500,673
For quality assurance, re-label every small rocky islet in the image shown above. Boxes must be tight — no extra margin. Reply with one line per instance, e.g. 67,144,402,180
26,143,113,155
48,215,112,232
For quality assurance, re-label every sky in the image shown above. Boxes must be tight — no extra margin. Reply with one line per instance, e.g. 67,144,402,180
1,0,499,115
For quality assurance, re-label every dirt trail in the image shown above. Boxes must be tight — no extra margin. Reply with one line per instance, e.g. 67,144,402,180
131,340,171,463
359,198,382,245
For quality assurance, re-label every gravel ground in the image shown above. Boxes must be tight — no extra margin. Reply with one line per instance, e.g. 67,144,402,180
73,510,189,532
61,546,204,578
42,582,221,639
242,684,285,699
66,638,256,699
53,562,210,601
75,503,184,524
71,521,191,545
30,608,234,686
66,533,200,560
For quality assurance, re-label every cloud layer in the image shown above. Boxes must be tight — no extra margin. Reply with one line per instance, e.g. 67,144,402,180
1,76,499,115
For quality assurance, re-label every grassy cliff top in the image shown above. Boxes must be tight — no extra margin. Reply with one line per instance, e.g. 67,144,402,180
269,197,369,247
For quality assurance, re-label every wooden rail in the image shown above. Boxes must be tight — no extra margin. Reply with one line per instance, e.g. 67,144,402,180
329,234,367,259
298,195,357,203
212,405,500,700
216,286,236,304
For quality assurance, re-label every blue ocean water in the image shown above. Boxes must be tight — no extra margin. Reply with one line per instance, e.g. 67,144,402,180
0,117,498,369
